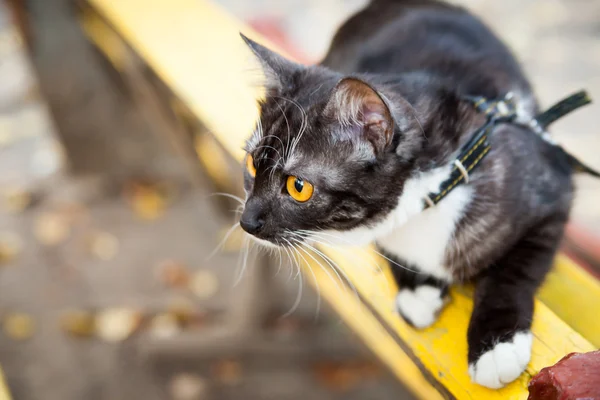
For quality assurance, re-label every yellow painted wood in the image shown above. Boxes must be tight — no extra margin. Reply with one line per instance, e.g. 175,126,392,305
538,253,600,347
86,0,281,163
81,0,599,398
317,246,592,399
0,368,11,400
80,5,128,71
306,253,446,400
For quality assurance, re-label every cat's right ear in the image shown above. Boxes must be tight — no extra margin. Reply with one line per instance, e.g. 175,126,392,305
240,33,300,93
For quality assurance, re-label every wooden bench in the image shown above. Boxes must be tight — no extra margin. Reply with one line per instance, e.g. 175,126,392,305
77,0,600,398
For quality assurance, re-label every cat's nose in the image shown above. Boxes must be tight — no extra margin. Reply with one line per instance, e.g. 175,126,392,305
240,215,265,235
240,200,266,235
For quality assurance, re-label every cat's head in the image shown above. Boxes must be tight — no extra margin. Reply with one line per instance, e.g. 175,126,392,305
238,35,453,247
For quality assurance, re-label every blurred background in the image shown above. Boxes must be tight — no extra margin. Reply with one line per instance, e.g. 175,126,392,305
0,0,599,399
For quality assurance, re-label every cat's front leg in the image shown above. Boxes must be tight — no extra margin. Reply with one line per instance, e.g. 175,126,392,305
385,250,449,329
467,219,564,388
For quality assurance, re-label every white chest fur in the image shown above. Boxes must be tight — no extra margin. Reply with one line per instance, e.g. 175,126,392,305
377,185,472,280
325,165,473,282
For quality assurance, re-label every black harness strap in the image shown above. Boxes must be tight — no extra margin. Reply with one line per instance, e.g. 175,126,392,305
535,90,591,130
423,90,598,209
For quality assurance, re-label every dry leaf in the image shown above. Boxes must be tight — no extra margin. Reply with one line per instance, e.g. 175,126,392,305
169,373,208,400
149,313,180,339
189,270,218,299
95,308,141,342
2,187,32,213
88,232,119,261
60,310,96,337
0,232,22,264
166,298,196,326
212,360,242,386
313,361,381,392
34,212,70,246
156,260,190,288
125,182,167,220
3,313,35,341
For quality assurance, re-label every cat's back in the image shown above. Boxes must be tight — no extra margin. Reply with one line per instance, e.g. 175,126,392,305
321,0,532,100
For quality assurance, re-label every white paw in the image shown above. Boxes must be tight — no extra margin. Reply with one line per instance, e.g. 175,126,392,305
395,286,444,329
469,331,533,389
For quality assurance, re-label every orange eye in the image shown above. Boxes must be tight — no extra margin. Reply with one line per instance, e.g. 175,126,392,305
246,154,256,177
286,176,314,202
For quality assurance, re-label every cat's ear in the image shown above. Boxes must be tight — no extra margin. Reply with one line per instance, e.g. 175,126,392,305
324,77,394,155
240,33,300,92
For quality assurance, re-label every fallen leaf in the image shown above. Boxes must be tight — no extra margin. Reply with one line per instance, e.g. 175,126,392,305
2,187,32,213
0,232,22,264
124,181,167,220
88,232,119,261
212,360,242,386
269,316,303,335
3,313,35,341
313,361,379,392
60,310,96,337
34,212,70,246
95,308,141,342
189,270,218,299
169,373,208,400
156,260,190,288
149,313,180,339
166,298,197,327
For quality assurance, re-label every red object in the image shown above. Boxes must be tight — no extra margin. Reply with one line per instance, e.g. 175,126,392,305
528,350,600,400
248,17,314,64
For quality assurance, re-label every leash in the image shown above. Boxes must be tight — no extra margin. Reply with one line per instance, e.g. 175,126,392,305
423,90,598,209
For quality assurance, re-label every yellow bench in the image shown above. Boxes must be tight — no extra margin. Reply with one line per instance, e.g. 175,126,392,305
78,0,600,398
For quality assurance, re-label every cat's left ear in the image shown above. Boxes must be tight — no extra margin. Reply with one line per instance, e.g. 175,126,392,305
240,33,301,93
324,77,394,156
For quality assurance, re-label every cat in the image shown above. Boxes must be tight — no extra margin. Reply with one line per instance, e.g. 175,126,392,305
239,0,580,389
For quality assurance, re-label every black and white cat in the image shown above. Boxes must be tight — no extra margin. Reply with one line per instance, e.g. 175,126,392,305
239,0,581,389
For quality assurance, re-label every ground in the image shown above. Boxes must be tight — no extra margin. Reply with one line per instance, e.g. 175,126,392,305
0,0,599,399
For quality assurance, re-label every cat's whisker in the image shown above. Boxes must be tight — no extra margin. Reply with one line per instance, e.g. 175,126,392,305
289,235,360,305
206,222,241,261
208,192,245,205
298,229,419,274
253,144,283,162
294,230,405,296
299,231,387,279
274,246,283,277
282,238,304,317
274,100,293,161
280,243,296,281
258,134,287,167
233,236,252,287
276,96,308,159
291,237,345,297
289,241,322,321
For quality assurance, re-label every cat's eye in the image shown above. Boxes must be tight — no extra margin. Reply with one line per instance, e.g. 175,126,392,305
246,154,256,177
286,176,314,202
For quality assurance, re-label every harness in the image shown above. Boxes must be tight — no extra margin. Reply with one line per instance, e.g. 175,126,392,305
423,90,599,209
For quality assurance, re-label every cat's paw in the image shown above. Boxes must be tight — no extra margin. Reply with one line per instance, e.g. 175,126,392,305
395,285,445,329
468,331,532,389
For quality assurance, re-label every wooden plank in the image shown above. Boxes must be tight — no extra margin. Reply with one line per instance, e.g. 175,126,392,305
80,0,598,398
538,254,600,347
0,368,11,400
